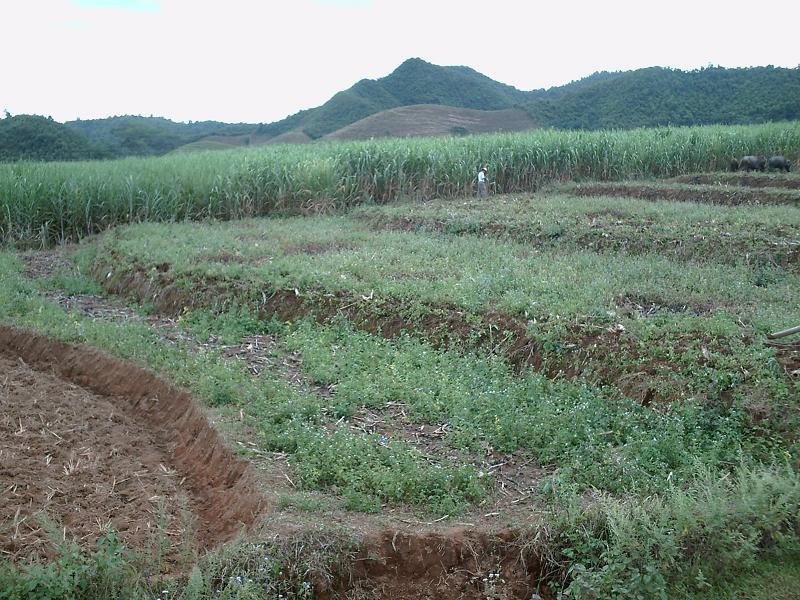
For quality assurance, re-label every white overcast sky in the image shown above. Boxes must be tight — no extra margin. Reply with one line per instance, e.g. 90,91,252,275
3,0,799,124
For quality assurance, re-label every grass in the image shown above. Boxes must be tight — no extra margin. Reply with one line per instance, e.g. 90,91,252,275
692,546,800,599
95,214,797,322
278,317,776,496
553,465,800,599
0,526,351,600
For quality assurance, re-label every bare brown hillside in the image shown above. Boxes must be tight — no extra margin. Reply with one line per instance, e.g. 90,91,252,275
324,104,536,140
264,130,313,145
173,130,312,153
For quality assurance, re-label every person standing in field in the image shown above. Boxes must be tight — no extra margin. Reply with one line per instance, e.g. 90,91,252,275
477,166,488,198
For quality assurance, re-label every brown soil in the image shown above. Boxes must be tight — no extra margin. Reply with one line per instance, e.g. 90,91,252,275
572,183,799,205
0,326,266,560
615,293,718,318
773,340,800,378
674,173,800,190
335,529,550,600
0,352,195,561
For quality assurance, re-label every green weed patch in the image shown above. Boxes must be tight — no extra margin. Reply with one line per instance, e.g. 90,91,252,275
353,193,800,271
89,215,799,416
282,318,779,495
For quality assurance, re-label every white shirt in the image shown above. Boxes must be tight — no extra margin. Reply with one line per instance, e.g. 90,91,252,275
478,171,486,183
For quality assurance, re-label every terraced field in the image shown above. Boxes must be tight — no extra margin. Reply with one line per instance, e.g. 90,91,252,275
1,170,799,598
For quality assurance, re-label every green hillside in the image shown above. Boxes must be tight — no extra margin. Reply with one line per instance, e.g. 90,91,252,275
526,65,800,129
67,115,259,157
0,114,107,162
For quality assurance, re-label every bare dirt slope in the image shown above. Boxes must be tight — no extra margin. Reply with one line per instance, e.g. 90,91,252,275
0,351,212,561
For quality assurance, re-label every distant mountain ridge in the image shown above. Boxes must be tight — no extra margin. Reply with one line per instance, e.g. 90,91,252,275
525,65,800,129
2,59,799,161
260,60,800,141
257,57,532,140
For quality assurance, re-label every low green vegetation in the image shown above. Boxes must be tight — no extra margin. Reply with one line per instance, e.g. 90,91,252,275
693,545,800,600
564,180,800,205
280,318,775,495
0,252,484,515
91,204,799,417
72,183,799,596
0,527,349,600
2,121,799,246
354,192,800,269
552,465,800,599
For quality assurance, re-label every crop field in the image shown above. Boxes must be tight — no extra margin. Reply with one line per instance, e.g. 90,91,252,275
1,121,799,247
1,127,800,598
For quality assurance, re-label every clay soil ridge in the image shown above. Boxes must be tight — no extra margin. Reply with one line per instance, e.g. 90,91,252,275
0,325,266,552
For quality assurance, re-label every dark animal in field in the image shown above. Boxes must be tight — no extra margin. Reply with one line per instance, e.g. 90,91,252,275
737,156,766,172
729,159,739,172
767,155,791,172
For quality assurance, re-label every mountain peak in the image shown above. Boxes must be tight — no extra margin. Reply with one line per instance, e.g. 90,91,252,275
395,57,433,69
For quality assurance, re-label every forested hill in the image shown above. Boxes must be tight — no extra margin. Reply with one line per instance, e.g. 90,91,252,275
524,66,800,129
67,116,257,158
0,115,107,162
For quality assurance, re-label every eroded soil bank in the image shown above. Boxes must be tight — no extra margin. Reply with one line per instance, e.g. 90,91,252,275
93,263,707,407
335,528,549,600
0,326,266,558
